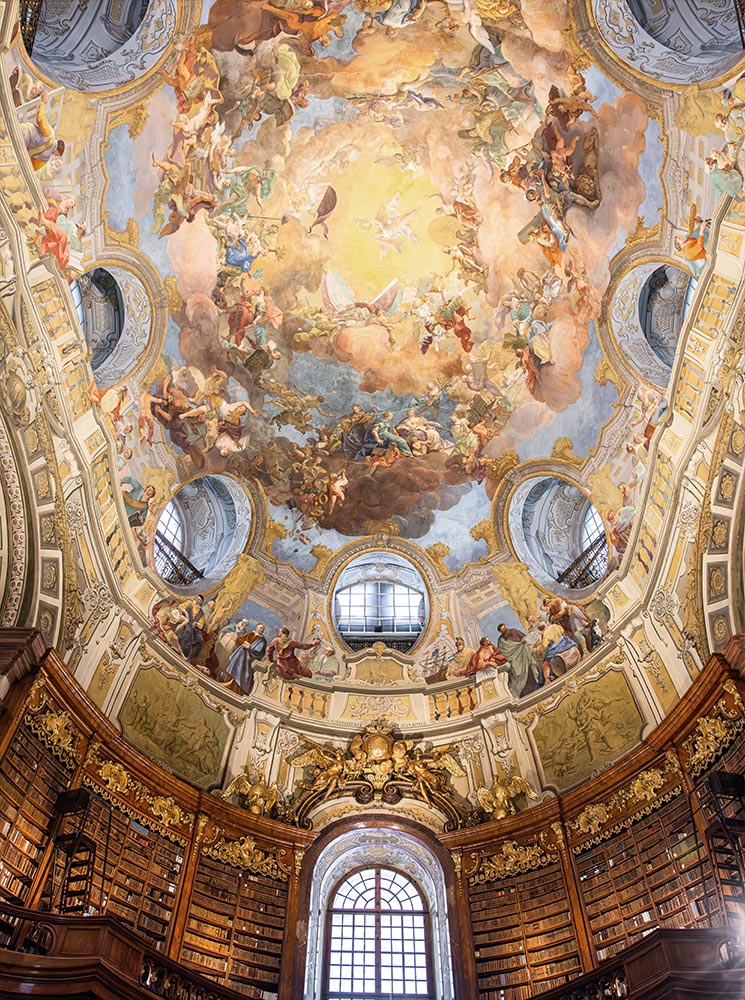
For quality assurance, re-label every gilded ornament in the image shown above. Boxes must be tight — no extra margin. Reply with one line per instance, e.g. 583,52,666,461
470,839,552,884
25,708,81,768
24,426,39,453
485,451,519,484
714,616,730,644
720,473,735,502
709,567,726,598
550,437,583,468
711,520,728,548
83,746,194,843
627,768,665,803
476,762,537,820
204,835,287,881
38,610,54,638
42,563,57,589
100,761,130,793
150,796,185,828
469,519,498,556
573,802,609,836
684,712,744,776
425,542,453,579
35,470,50,498
731,426,745,456
287,720,468,829
222,769,280,816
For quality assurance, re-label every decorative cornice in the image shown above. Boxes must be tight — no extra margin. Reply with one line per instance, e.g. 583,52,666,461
468,835,558,885
681,680,745,777
202,833,289,881
568,751,682,853
82,741,194,845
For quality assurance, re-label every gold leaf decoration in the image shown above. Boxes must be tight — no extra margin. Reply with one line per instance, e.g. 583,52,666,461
469,838,553,884
203,834,288,881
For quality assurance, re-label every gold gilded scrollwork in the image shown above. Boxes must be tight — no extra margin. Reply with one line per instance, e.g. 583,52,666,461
469,838,554,885
24,686,83,769
82,743,193,843
203,835,288,881
682,681,745,777
568,753,683,852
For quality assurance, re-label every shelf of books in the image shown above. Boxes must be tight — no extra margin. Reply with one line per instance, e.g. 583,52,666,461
576,791,720,962
181,854,287,998
49,792,183,948
469,861,581,1000
0,725,70,910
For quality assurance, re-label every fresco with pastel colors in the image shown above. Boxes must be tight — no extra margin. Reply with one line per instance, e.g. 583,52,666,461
11,0,743,688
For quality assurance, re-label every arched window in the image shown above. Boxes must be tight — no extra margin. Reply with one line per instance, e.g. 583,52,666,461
508,476,608,592
72,268,125,374
324,867,434,1000
153,499,189,585
638,264,695,371
152,475,252,592
332,554,428,653
19,0,176,92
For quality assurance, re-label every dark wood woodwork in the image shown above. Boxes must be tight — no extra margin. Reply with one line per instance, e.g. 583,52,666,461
0,629,743,1000
288,814,476,1000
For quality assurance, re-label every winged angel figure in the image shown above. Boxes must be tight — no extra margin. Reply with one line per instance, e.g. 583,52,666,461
320,268,402,333
405,746,466,807
355,193,419,257
476,764,537,820
290,739,352,803
222,769,280,816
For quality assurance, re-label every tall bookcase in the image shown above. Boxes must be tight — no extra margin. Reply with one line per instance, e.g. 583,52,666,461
181,854,287,998
469,861,581,1000
0,726,70,905
49,791,183,948
576,793,720,962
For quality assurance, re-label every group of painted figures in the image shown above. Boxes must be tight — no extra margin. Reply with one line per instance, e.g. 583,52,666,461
8,0,745,700
422,593,602,698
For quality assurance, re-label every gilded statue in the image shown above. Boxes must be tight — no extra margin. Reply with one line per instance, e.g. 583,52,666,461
222,768,280,815
287,719,469,827
476,764,537,819
290,742,349,801
406,746,466,806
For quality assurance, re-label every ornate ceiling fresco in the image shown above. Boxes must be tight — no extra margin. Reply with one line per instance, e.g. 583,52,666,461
2,0,745,818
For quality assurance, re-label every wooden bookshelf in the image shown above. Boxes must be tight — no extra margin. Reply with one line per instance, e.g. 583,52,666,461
576,792,720,962
469,861,581,1000
181,854,287,998
0,726,70,906
48,792,183,949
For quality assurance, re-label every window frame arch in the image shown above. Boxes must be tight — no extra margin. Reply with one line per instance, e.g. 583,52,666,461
330,552,430,653
322,864,435,1000
298,821,461,1000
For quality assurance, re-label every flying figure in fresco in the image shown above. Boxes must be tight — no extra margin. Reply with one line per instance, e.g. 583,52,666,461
355,194,419,257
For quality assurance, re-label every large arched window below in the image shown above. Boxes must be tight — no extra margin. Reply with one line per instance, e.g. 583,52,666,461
324,867,433,999
304,827,455,1000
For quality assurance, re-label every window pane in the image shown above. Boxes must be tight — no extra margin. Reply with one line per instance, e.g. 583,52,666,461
326,867,431,999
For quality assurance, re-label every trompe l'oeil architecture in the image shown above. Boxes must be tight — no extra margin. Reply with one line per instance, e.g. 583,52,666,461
0,0,744,997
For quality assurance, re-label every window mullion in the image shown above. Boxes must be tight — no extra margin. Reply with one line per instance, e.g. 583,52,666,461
375,867,381,996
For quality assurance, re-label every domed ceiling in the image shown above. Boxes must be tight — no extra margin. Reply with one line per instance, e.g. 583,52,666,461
4,0,744,805
90,1,658,566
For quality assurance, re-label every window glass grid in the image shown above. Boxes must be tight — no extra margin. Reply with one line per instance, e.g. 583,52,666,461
324,867,433,999
335,582,424,635
153,500,186,581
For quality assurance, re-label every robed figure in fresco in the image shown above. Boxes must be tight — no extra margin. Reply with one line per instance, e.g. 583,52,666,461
225,622,267,693
496,623,539,697
267,627,321,679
